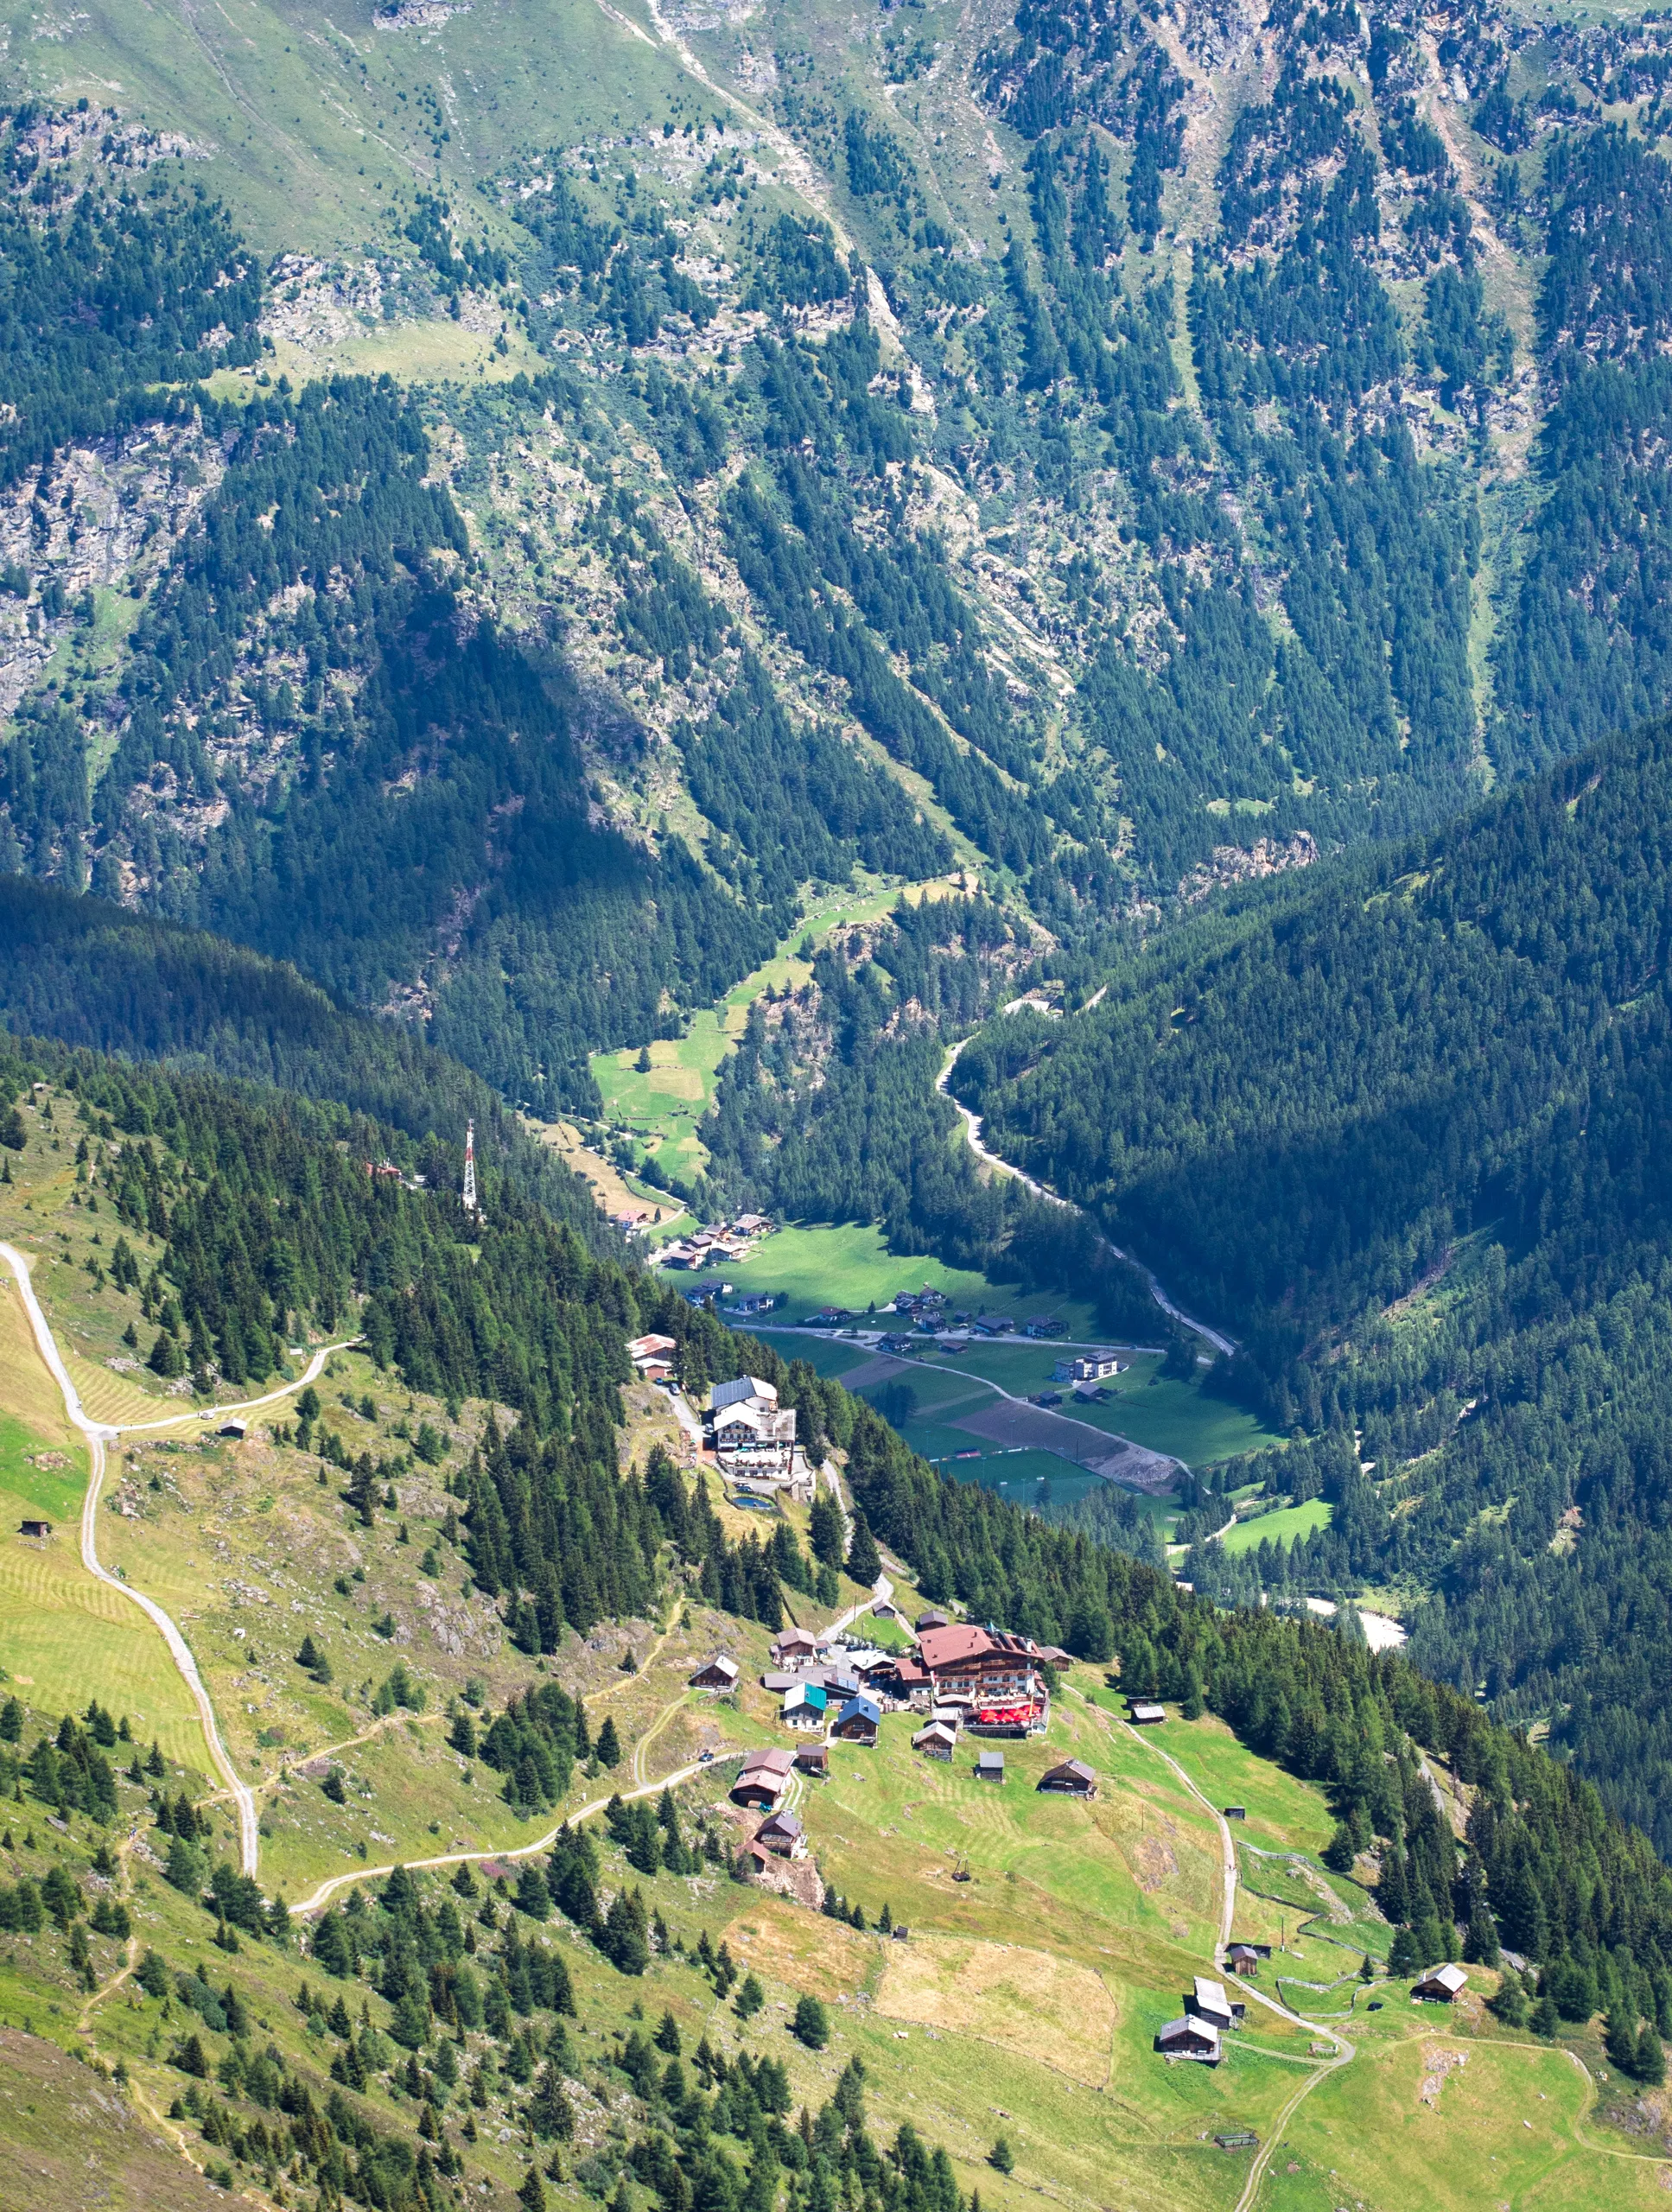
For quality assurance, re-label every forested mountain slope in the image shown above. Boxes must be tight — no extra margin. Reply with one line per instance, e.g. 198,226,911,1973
0,874,618,1243
5,0,1672,1138
953,716,1672,1847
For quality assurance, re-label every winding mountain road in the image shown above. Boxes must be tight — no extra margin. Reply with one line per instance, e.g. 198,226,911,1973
937,1037,1237,1355
1,1238,354,1881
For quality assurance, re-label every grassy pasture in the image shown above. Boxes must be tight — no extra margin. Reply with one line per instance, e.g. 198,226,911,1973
747,1683,1327,2209
1254,2030,1648,2209
804,1692,1227,1973
874,1931,1117,2085
940,1450,1113,1509
1129,1710,1337,1860
1074,1694,1389,1970
1219,1498,1334,1555
713,1223,1008,1324
950,1343,1287,1465
0,0,693,257
808,1325,1281,1477
0,2024,232,2212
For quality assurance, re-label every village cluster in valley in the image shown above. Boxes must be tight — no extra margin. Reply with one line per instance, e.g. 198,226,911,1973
653,1223,1116,1353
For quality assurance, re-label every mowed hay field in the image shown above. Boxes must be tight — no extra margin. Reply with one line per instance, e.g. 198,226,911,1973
875,1932,1117,2086
722,1892,1280,2212
776,1684,1328,2211
0,1284,207,1768
1117,1701,1395,1967
1125,1704,1337,1858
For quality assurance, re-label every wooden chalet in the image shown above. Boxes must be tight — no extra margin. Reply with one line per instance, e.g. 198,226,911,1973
628,1334,678,1376
17,1517,51,1539
830,1694,881,1746
793,1743,830,1779
912,1720,957,1760
731,1747,796,1809
1411,1964,1468,2003
1188,1977,1243,2030
976,1749,1006,1784
753,1809,806,1860
1037,1758,1097,1797
690,1654,740,1691
1156,2016,1220,2063
1224,1942,1268,1976
1125,1699,1167,1725
771,1627,823,1667
781,1682,828,1731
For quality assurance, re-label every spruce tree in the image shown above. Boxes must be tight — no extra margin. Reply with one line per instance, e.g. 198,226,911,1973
1323,1821,1357,1873
1605,2010,1640,2075
808,1490,845,1569
1489,1971,1529,2028
845,1507,882,1586
1465,1901,1499,1967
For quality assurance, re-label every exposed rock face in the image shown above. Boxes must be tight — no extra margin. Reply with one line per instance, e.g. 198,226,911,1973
1179,832,1319,903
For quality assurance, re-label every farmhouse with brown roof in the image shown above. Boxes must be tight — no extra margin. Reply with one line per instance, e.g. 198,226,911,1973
1038,1758,1097,1797
731,1747,796,1808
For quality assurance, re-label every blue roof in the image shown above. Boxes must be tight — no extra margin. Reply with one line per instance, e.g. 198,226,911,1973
838,1695,881,1726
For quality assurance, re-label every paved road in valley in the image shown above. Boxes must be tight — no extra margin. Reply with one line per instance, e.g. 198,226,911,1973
936,1036,1237,1356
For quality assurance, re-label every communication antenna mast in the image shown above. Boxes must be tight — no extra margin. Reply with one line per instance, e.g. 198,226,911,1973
462,1120,480,1221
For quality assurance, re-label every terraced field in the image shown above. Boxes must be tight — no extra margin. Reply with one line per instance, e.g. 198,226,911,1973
0,1288,208,1771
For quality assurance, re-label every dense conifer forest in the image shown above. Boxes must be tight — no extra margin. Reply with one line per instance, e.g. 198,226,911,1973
955,717,1672,1847
0,876,613,1242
